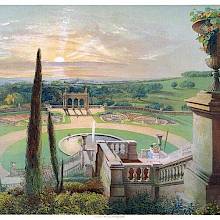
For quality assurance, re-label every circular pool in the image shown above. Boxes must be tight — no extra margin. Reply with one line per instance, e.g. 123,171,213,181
59,133,123,156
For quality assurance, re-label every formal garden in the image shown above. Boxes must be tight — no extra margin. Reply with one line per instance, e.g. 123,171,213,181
1,7,220,214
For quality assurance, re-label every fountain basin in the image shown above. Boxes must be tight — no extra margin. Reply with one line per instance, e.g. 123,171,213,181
59,133,123,156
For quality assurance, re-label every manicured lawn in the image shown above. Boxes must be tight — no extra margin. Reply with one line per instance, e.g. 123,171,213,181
0,128,177,171
0,110,70,136
148,114,193,141
0,124,25,136
93,109,193,141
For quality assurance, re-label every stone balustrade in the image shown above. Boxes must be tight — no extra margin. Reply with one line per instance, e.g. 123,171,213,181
105,140,138,161
158,156,192,185
63,163,82,177
123,164,151,183
62,151,81,165
106,141,128,158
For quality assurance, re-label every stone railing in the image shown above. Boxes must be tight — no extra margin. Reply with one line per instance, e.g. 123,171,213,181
104,140,138,161
63,163,82,177
106,141,129,159
158,155,192,185
123,163,151,183
62,151,81,165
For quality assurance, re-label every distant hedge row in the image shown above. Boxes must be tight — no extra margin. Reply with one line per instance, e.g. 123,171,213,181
181,71,211,77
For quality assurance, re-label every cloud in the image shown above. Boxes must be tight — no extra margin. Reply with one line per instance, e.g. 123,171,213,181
0,6,210,80
1,20,19,26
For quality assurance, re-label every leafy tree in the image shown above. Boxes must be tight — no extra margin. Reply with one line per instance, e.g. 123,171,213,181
133,86,147,99
181,104,190,111
114,102,132,107
171,81,178,89
4,93,18,105
104,99,115,106
25,49,43,198
47,111,59,192
163,105,174,111
145,102,162,110
179,80,195,89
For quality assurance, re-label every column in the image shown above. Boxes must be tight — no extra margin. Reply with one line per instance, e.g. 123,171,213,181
184,91,220,206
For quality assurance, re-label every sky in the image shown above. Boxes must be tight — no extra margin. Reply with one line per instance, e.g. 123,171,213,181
0,5,215,80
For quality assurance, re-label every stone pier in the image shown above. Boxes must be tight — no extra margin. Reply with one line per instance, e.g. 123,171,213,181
185,91,220,206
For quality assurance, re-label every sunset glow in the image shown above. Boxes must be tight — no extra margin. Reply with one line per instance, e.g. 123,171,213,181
0,5,213,80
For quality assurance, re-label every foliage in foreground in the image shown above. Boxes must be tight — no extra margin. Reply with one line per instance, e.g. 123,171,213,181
0,188,108,214
108,193,195,215
194,202,220,215
1,187,220,214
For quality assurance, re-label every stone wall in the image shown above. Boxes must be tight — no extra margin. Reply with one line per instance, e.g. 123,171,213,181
95,144,111,197
159,183,184,198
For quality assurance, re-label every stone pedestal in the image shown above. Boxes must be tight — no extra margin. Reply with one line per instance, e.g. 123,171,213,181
127,141,138,161
110,164,125,201
185,91,220,206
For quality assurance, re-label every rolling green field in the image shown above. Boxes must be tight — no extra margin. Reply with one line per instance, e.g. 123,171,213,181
0,128,177,171
112,76,212,110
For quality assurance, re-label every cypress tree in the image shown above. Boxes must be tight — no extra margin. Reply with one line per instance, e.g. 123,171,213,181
25,49,43,197
47,111,59,192
59,159,64,193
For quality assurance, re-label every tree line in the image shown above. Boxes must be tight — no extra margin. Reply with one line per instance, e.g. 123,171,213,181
0,80,164,107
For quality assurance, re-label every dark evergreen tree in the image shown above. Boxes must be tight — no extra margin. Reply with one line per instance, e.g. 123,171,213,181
47,111,59,192
59,159,64,193
25,49,43,197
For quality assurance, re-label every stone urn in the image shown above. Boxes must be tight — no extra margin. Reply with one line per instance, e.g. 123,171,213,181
192,19,220,92
192,19,220,56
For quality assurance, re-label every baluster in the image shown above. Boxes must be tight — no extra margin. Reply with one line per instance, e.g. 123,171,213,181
168,168,170,181
173,166,177,180
182,163,185,178
180,164,184,179
143,167,149,181
165,169,168,182
141,168,144,181
168,168,171,181
120,143,125,154
110,143,114,151
136,167,141,181
159,170,162,182
177,165,180,179
116,143,120,153
161,169,164,182
128,167,134,181
118,144,121,153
